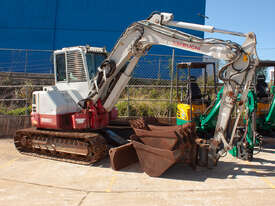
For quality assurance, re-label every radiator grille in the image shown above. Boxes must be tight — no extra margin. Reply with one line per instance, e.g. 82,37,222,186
66,50,87,82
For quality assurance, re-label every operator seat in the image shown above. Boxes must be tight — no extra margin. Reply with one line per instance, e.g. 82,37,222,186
190,76,202,100
186,76,202,104
256,74,269,103
256,75,269,98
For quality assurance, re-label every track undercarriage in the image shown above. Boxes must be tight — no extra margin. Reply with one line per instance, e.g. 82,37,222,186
14,128,108,165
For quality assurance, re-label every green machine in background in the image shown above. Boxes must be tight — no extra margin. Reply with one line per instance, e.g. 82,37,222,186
256,61,275,134
260,86,275,131
198,86,261,161
228,90,262,161
197,87,223,138
196,61,275,160
256,85,275,133
228,61,275,160
175,61,275,161
199,87,261,161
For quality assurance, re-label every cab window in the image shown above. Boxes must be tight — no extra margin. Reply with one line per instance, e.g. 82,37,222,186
86,52,106,79
56,53,66,81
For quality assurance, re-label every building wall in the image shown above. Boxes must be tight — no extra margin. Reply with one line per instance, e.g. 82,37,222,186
0,0,206,74
0,0,206,51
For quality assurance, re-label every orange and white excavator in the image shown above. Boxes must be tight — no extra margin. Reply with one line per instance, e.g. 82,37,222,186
14,12,259,170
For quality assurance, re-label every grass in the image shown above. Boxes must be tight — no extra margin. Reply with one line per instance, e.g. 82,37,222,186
0,105,31,115
116,87,178,117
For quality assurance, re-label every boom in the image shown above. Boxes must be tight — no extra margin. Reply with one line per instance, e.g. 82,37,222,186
87,12,259,163
89,13,250,109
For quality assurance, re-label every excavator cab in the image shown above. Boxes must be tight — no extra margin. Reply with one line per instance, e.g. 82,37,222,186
255,61,274,117
176,62,217,125
31,46,110,130
54,46,107,83
15,46,112,166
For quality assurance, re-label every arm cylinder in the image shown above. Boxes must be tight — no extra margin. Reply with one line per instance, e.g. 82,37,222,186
167,21,214,33
213,28,246,37
167,21,246,37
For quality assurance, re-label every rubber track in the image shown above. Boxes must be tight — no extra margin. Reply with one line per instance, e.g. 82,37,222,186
14,128,108,165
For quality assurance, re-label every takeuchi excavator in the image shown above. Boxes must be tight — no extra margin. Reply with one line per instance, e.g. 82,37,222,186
14,12,259,174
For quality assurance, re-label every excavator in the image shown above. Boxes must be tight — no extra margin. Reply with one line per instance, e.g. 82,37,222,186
185,61,274,161
255,61,275,133
14,12,259,176
174,64,259,161
194,86,261,161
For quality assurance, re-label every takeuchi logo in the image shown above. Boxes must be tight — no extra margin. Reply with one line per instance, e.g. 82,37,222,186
172,41,201,51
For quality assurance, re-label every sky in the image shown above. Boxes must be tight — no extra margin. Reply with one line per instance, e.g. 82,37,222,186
205,0,275,61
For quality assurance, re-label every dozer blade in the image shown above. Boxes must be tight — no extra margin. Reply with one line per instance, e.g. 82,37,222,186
109,142,138,170
132,141,182,177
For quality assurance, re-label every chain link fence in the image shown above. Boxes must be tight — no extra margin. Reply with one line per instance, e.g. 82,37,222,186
0,48,53,73
0,48,220,119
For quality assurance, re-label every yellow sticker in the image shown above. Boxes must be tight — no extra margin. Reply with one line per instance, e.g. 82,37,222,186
243,55,248,62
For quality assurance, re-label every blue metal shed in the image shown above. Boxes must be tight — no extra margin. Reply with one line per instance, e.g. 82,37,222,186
0,0,206,74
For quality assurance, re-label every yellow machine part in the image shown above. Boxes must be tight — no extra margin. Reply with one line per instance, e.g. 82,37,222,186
256,102,269,117
177,103,206,121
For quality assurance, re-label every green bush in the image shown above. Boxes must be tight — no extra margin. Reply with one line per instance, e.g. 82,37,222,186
135,103,155,117
0,107,6,115
115,85,180,118
116,101,137,116
0,106,31,115
148,88,160,99
116,101,128,116
166,102,177,116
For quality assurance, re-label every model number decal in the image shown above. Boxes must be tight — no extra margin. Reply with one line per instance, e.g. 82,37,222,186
75,118,86,124
41,118,53,123
172,41,201,51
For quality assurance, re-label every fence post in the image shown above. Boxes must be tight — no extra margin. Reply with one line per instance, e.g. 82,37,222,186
24,50,28,73
127,86,130,118
169,49,175,123
158,58,161,80
25,86,29,115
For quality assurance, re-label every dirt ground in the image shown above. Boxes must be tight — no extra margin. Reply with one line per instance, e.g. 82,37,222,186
0,136,274,206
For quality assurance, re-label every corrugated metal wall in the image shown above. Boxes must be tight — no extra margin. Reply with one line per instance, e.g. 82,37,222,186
0,0,206,51
0,0,206,74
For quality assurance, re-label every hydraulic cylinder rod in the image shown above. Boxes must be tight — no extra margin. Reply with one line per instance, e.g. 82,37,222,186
166,21,246,37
